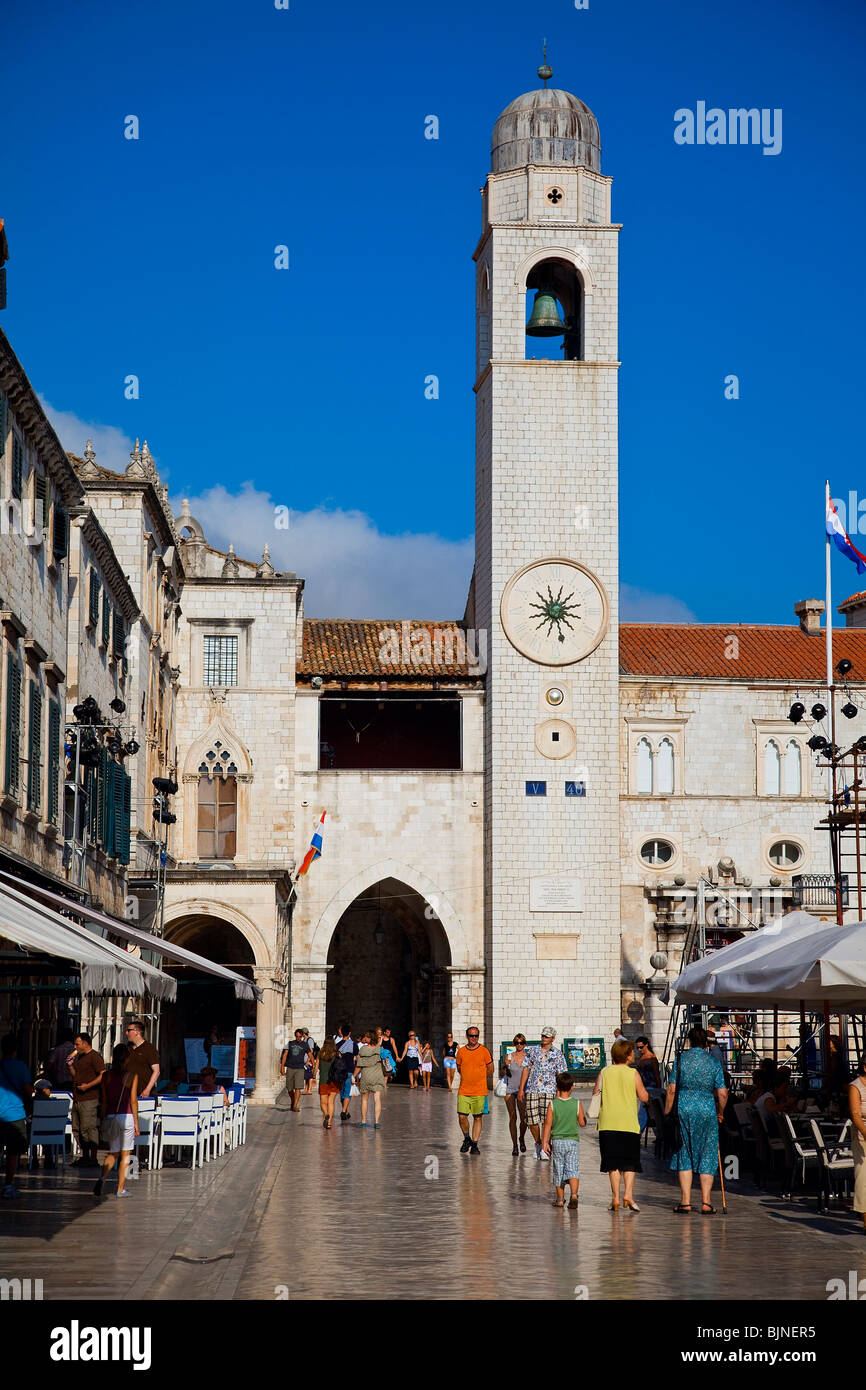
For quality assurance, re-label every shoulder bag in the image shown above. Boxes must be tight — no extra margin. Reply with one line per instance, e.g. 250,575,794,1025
588,1071,602,1121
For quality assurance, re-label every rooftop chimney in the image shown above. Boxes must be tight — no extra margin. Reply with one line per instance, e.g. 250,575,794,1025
794,598,825,634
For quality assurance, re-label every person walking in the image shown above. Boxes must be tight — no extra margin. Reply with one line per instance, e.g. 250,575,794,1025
542,1072,586,1207
518,1027,567,1162
442,1032,459,1091
336,1023,358,1121
500,1034,530,1155
380,1028,399,1082
280,1028,310,1112
94,1044,139,1198
664,1025,728,1214
0,1034,32,1200
456,1026,493,1155
593,1037,648,1212
399,1031,422,1089
419,1041,439,1091
69,1032,105,1167
355,1031,387,1127
849,1054,866,1233
302,1029,317,1094
315,1038,340,1129
634,1035,661,1134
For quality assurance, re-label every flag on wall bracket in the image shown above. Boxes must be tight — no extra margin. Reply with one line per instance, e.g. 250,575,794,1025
296,810,326,879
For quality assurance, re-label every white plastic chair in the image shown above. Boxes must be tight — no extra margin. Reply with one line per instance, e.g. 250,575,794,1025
133,1097,160,1171
209,1095,227,1158
196,1093,215,1160
156,1098,206,1170
49,1090,74,1156
29,1097,72,1169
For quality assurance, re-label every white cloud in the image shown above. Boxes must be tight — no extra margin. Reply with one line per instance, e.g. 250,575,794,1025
40,400,149,476
177,482,475,618
620,582,697,623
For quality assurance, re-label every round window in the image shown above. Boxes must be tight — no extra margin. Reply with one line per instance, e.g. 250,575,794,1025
768,840,803,869
545,687,565,707
640,839,675,867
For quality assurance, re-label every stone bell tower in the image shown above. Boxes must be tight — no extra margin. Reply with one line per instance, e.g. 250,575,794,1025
474,64,621,1046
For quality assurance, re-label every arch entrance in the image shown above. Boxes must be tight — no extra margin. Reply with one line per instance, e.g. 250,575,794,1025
160,915,256,1077
325,878,452,1053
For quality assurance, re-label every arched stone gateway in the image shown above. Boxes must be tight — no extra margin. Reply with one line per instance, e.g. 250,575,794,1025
293,861,484,1052
161,900,287,1102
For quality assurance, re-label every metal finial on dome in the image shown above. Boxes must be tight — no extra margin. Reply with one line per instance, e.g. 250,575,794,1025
538,39,553,88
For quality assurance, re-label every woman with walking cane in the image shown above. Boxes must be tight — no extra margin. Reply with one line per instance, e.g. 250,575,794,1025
664,1025,728,1214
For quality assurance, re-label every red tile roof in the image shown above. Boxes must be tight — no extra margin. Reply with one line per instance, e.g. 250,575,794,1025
838,591,866,613
300,620,483,679
619,624,866,681
300,619,866,683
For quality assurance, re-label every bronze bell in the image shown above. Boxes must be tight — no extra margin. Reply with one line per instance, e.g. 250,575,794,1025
526,287,566,337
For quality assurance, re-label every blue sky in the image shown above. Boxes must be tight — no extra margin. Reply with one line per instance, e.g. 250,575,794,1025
4,0,865,620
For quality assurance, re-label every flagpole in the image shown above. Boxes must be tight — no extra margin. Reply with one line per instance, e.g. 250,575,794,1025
825,479,833,699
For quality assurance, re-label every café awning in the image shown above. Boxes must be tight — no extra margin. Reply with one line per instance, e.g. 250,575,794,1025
670,909,866,1011
0,871,261,1003
0,881,176,1001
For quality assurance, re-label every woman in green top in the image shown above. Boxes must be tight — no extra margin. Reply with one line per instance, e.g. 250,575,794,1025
541,1073,586,1208
592,1038,649,1212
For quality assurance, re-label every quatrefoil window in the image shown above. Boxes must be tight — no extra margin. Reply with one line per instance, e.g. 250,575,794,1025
546,186,564,205
198,740,239,777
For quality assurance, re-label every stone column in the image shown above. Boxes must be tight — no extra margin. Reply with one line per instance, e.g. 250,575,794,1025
290,964,332,1044
447,967,486,1044
249,964,286,1106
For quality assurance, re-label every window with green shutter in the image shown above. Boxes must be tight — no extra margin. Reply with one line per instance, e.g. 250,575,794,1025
102,600,111,649
4,654,21,795
27,682,42,812
112,611,125,658
33,473,47,543
112,762,128,863
11,436,23,500
47,699,61,824
88,570,101,627
0,391,7,458
86,764,98,841
52,505,68,561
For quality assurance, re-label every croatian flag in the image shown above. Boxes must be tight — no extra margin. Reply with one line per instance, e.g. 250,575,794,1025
827,500,866,575
297,811,326,877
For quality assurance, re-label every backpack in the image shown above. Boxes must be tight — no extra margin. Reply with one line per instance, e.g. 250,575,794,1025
331,1050,350,1088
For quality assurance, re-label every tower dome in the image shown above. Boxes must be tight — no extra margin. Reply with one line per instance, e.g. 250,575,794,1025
491,86,601,174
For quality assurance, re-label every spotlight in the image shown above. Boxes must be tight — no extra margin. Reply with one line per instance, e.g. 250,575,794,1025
837,659,853,677
842,701,858,719
822,743,840,759
124,739,140,756
788,701,805,723
152,776,178,795
856,736,866,753
807,734,828,751
810,702,827,721
109,698,126,714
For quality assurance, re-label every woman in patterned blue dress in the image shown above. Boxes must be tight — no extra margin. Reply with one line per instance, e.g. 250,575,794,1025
664,1026,728,1214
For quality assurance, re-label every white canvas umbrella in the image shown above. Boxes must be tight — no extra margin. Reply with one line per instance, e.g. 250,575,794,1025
671,910,866,1011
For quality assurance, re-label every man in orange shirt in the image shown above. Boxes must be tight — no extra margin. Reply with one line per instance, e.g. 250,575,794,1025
456,1026,494,1155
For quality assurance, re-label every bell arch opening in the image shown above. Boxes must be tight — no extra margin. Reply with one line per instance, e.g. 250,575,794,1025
159,915,256,1079
325,877,452,1069
525,256,583,362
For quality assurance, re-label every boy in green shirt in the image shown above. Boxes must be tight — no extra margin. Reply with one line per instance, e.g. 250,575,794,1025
541,1072,586,1208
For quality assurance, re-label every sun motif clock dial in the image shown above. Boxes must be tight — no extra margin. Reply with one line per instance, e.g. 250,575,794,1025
500,558,609,666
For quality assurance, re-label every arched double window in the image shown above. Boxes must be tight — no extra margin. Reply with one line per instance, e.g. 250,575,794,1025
636,736,676,795
764,739,801,796
197,738,237,860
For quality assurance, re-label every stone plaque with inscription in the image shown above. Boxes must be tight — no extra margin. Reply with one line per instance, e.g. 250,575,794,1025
534,934,579,961
529,874,584,913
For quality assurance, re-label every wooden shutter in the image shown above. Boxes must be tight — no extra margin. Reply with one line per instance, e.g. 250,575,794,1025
88,570,101,626
11,436,23,499
4,655,21,794
102,599,111,648
117,769,131,864
86,764,98,840
33,472,47,541
52,505,68,560
0,391,6,458
47,699,61,824
27,682,42,811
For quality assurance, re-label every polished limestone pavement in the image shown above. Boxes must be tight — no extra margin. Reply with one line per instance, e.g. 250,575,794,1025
1,1088,864,1300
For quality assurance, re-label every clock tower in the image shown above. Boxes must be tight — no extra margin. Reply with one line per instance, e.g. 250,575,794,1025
474,66,621,1045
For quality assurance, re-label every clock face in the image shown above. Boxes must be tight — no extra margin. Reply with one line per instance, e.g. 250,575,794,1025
500,558,609,666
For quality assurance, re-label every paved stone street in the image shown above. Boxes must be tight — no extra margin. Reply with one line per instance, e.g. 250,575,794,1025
1,1088,864,1301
